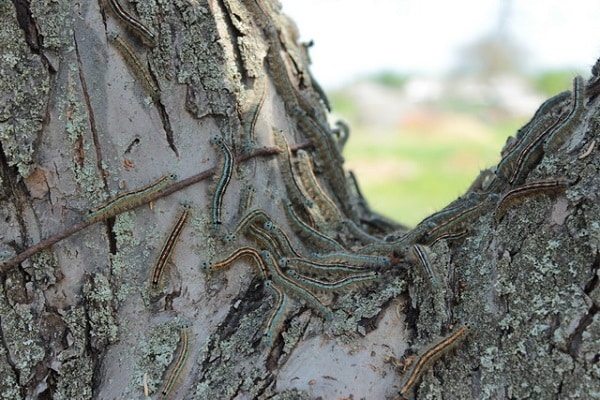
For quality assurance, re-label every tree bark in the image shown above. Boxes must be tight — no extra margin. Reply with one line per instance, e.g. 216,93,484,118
0,1,599,399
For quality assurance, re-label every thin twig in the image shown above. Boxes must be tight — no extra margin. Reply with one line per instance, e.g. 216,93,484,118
0,141,312,272
1,221,90,273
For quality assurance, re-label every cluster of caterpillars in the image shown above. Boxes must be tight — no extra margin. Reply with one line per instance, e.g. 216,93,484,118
201,127,395,339
91,24,588,398
200,75,588,398
1,0,594,397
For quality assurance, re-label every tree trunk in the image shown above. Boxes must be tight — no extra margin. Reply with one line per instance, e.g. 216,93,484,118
1,1,599,399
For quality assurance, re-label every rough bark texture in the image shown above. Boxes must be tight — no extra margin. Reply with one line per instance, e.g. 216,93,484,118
0,1,599,399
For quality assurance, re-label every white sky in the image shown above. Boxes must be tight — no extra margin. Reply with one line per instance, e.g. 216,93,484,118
280,0,600,88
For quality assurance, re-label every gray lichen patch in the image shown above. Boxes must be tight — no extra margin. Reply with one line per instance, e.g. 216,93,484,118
0,292,19,398
139,1,176,83
135,318,184,396
0,303,45,386
0,345,19,399
57,307,87,362
190,304,275,399
0,205,22,273
0,2,50,177
29,0,74,50
52,357,94,400
280,310,311,357
568,312,600,391
472,232,589,398
152,0,239,121
51,307,94,398
190,212,221,267
26,250,60,290
1,266,53,395
331,275,407,340
110,211,147,301
83,273,119,352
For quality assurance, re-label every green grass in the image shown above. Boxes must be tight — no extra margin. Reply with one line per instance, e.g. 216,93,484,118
343,118,525,227
532,70,582,97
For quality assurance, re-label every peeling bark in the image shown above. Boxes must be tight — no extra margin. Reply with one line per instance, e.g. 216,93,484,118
0,1,599,399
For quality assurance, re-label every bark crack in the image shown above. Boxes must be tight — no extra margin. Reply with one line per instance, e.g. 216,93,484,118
74,34,109,190
155,99,179,157
13,0,55,72
215,0,248,84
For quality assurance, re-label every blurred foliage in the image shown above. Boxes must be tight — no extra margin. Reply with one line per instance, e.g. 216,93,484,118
328,90,358,117
531,70,582,97
331,70,578,227
368,71,410,88
343,122,520,227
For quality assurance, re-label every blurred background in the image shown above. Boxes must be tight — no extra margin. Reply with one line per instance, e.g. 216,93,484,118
280,0,600,226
